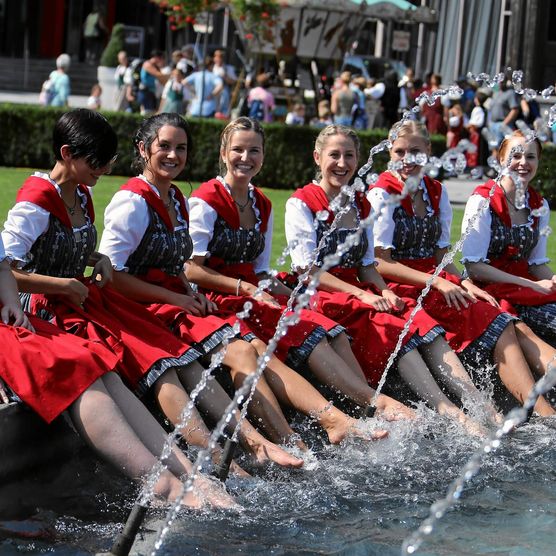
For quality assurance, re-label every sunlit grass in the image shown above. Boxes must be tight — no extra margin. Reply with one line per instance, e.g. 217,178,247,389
1,167,555,272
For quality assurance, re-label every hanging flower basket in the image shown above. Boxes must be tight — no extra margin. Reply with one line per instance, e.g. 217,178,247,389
150,0,280,34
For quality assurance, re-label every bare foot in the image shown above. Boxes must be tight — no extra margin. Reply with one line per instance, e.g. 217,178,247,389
153,471,238,510
375,395,416,421
319,407,389,444
243,437,304,468
181,474,238,510
447,408,486,438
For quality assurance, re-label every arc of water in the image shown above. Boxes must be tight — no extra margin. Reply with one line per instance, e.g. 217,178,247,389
400,356,556,555
146,67,555,552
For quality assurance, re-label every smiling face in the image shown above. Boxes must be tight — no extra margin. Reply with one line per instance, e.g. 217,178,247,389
140,125,187,183
500,135,539,186
314,133,358,192
389,134,430,180
221,129,264,185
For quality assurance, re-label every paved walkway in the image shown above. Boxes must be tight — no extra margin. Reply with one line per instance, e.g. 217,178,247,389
0,90,89,108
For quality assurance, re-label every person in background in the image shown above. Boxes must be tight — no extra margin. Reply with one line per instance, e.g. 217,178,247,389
351,76,368,130
466,90,489,174
82,3,107,65
285,102,306,125
398,67,416,113
380,70,401,130
487,76,520,162
310,99,334,128
114,50,130,112
364,78,385,129
46,53,71,108
212,49,238,118
247,73,275,123
87,83,102,111
420,73,447,136
139,50,168,115
177,45,197,77
446,103,465,150
184,56,223,118
159,67,185,114
331,71,356,127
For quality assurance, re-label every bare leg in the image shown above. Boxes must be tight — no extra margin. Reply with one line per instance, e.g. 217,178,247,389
328,333,416,420
151,365,248,476
251,338,388,442
397,349,483,435
220,339,299,444
69,373,233,508
176,363,304,468
152,365,214,447
102,372,236,507
512,322,556,415
306,337,375,407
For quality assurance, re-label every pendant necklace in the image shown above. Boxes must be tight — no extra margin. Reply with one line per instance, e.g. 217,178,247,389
49,174,78,216
63,192,78,215
501,186,520,211
234,195,251,213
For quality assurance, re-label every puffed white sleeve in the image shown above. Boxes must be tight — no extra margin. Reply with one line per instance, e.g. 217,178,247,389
528,198,551,265
285,197,319,270
367,188,396,250
1,202,50,266
361,218,376,266
437,184,452,248
253,209,273,274
98,190,150,271
460,194,492,263
188,197,217,258
0,235,6,262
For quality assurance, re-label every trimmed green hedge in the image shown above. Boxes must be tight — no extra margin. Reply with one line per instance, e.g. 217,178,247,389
2,104,556,198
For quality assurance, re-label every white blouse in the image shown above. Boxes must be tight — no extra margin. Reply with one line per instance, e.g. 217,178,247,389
98,177,187,272
188,180,273,275
367,181,452,251
285,196,375,271
460,193,550,265
2,172,90,266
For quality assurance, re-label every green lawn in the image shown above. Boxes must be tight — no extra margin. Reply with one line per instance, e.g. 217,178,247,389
1,167,555,272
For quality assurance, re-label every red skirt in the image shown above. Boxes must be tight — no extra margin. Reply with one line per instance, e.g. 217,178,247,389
481,259,556,314
0,315,118,423
388,258,508,352
311,268,442,386
24,278,202,395
201,263,343,364
135,269,236,353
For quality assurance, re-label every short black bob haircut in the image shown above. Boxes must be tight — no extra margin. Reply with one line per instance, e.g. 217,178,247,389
53,109,118,169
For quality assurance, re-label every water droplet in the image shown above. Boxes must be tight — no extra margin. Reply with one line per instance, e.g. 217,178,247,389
541,86,554,98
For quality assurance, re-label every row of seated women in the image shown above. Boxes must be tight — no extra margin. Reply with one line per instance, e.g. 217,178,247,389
0,109,554,510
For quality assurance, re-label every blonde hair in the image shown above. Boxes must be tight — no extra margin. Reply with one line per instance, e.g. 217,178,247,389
219,117,265,175
499,130,542,164
314,124,360,180
388,119,430,146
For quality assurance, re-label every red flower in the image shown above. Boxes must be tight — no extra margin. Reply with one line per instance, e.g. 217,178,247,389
239,14,246,21
261,11,269,18
170,24,177,30
245,33,254,40
173,5,181,11
168,15,176,22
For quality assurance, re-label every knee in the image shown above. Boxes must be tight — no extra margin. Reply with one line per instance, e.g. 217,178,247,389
228,339,259,363
249,338,267,355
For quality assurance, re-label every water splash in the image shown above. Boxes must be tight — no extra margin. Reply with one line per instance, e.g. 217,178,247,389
401,358,556,555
